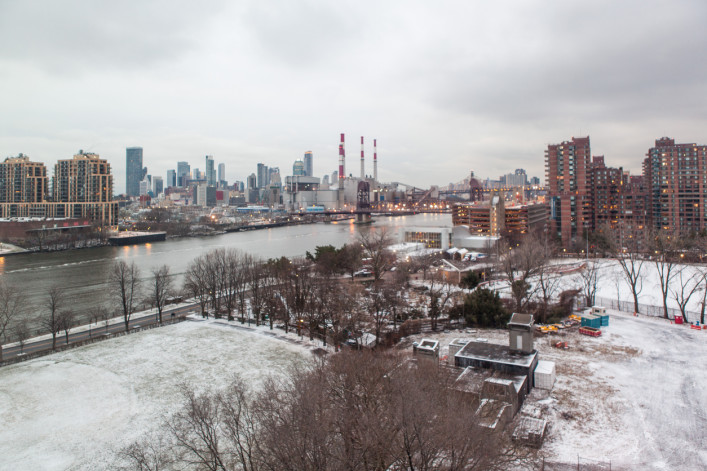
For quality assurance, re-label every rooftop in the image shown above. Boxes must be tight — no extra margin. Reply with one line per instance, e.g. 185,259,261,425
456,341,537,368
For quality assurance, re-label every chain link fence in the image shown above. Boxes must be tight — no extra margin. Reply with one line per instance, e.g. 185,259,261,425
594,295,701,321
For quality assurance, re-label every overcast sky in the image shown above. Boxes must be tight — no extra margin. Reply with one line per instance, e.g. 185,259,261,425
1,0,706,193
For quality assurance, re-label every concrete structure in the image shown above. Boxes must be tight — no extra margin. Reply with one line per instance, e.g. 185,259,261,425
402,226,452,249
412,339,439,365
534,360,556,390
0,155,47,203
452,199,548,239
126,147,143,197
546,136,592,248
643,137,707,233
508,313,534,354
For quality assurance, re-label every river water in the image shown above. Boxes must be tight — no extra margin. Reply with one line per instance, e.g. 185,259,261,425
2,213,450,329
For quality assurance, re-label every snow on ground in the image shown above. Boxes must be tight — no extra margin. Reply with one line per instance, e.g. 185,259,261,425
404,311,707,470
0,318,314,471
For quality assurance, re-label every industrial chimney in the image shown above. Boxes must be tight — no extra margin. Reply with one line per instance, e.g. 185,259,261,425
373,139,378,183
360,136,365,180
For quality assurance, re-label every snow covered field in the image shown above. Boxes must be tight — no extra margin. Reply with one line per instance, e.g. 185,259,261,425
0,319,313,471
405,311,707,470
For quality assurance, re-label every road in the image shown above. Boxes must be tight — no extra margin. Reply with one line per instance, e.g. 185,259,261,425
1,303,199,361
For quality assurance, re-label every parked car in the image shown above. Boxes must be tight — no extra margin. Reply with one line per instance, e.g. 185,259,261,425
354,268,373,277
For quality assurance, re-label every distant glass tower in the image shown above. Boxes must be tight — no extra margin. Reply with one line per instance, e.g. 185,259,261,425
304,151,313,177
257,163,269,189
177,161,190,187
166,169,176,188
205,155,216,186
126,147,143,196
293,159,305,176
218,163,225,185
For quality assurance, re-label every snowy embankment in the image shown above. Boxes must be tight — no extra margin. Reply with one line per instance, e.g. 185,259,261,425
0,319,314,471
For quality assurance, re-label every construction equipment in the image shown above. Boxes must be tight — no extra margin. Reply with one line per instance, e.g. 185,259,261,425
579,326,601,337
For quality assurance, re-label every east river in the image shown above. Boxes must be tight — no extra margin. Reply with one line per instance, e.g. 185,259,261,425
2,213,451,330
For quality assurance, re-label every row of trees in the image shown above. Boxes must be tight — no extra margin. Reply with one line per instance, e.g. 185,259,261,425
121,351,533,471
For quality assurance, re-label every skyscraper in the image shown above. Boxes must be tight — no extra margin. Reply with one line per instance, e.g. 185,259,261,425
166,169,176,188
177,161,190,187
257,163,269,189
153,176,163,196
545,136,591,248
126,147,143,196
304,151,313,177
205,155,216,186
293,160,305,176
218,163,225,185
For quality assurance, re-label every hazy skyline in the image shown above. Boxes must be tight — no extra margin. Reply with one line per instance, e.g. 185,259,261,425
1,0,706,193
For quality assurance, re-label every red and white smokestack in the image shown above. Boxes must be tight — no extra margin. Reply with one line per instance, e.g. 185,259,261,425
360,136,365,180
338,144,344,185
373,138,378,183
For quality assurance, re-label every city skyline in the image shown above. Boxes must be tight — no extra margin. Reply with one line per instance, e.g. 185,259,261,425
1,1,706,192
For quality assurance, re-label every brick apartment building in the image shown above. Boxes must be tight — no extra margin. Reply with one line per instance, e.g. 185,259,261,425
546,138,648,250
545,136,592,248
643,137,707,234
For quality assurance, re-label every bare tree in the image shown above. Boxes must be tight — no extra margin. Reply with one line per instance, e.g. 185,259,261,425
151,265,173,324
58,310,75,345
670,267,702,322
498,233,546,312
43,285,64,350
0,282,26,361
184,255,210,318
121,432,174,471
577,260,601,309
12,320,30,355
610,227,646,314
358,229,396,283
652,232,681,319
109,260,142,331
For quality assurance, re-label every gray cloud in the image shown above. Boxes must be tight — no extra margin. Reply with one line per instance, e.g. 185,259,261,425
1,0,706,191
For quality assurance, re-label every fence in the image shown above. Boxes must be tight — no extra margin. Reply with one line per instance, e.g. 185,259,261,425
593,296,702,321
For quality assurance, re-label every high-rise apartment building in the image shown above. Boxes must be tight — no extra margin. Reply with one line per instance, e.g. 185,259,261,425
545,136,592,248
0,154,47,203
0,151,116,224
166,169,176,188
126,147,143,196
205,155,216,186
54,151,113,203
177,161,190,187
304,151,313,177
643,137,707,233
